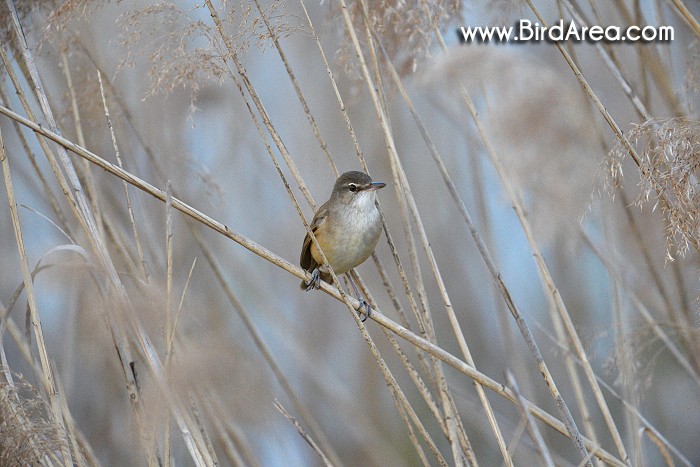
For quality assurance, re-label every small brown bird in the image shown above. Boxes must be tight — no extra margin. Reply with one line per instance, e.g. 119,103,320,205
300,171,386,320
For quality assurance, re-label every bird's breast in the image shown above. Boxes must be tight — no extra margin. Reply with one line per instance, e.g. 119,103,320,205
312,200,382,274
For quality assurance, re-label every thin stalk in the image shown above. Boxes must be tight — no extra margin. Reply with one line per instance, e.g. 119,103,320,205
256,5,451,454
0,84,69,237
379,329,448,466
3,6,162,463
610,1,683,116
460,89,593,465
580,230,700,389
617,188,700,372
300,6,450,429
488,3,635,463
298,0,363,165
506,371,555,467
274,400,334,466
201,395,252,466
338,1,481,463
610,250,644,466
666,0,700,37
189,225,345,467
189,395,220,466
0,125,71,466
2,295,100,466
59,48,103,237
0,102,627,466
204,1,317,210
52,371,88,467
75,45,345,466
352,270,447,438
251,0,339,178
164,181,174,467
204,3,454,463
541,304,693,467
562,0,651,121
96,71,149,281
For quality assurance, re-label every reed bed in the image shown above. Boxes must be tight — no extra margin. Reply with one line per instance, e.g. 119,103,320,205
0,0,698,465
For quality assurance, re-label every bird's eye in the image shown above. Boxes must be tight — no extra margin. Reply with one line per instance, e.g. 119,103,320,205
348,183,357,192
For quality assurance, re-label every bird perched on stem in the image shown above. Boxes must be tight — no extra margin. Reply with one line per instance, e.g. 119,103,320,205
300,171,386,321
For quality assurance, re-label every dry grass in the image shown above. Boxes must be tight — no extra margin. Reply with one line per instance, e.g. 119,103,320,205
0,0,699,465
609,118,700,258
0,376,74,466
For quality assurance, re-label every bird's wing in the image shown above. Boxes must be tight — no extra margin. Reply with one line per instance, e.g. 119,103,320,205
300,206,328,270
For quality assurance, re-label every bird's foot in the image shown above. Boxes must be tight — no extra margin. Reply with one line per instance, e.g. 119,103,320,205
305,269,321,291
357,299,372,322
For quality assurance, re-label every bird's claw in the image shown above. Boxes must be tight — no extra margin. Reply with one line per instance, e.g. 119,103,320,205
357,299,372,322
306,270,371,322
305,269,321,291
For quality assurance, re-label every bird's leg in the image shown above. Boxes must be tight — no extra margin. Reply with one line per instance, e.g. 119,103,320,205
347,271,371,322
305,268,322,291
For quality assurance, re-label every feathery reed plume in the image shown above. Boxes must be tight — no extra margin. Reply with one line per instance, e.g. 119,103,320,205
419,46,598,245
2,0,699,464
331,0,462,77
116,1,297,109
0,375,75,465
117,2,228,109
609,118,700,258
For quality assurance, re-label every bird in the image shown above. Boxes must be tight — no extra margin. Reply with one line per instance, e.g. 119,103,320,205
300,171,386,321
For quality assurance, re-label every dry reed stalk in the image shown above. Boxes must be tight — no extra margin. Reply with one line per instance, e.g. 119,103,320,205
163,180,175,467
0,84,69,237
0,104,72,467
3,4,162,462
299,0,365,165
611,1,684,116
274,399,336,467
250,0,339,178
203,2,458,464
43,40,336,465
60,48,104,238
562,0,651,121
97,71,149,282
189,224,345,466
412,15,599,465
337,1,480,463
542,314,693,467
581,231,700,389
358,8,516,465
201,394,254,466
70,49,343,464
666,0,700,37
0,102,626,465
188,395,220,466
203,0,317,211
3,1,697,465
506,371,555,467
300,11,453,441
609,241,644,467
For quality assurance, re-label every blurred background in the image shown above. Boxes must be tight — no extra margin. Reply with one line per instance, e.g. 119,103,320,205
0,0,699,465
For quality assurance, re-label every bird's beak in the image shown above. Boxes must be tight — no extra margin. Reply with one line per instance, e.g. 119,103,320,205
365,181,386,191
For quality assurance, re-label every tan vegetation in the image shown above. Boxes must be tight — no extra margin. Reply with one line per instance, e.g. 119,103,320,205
0,0,699,465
